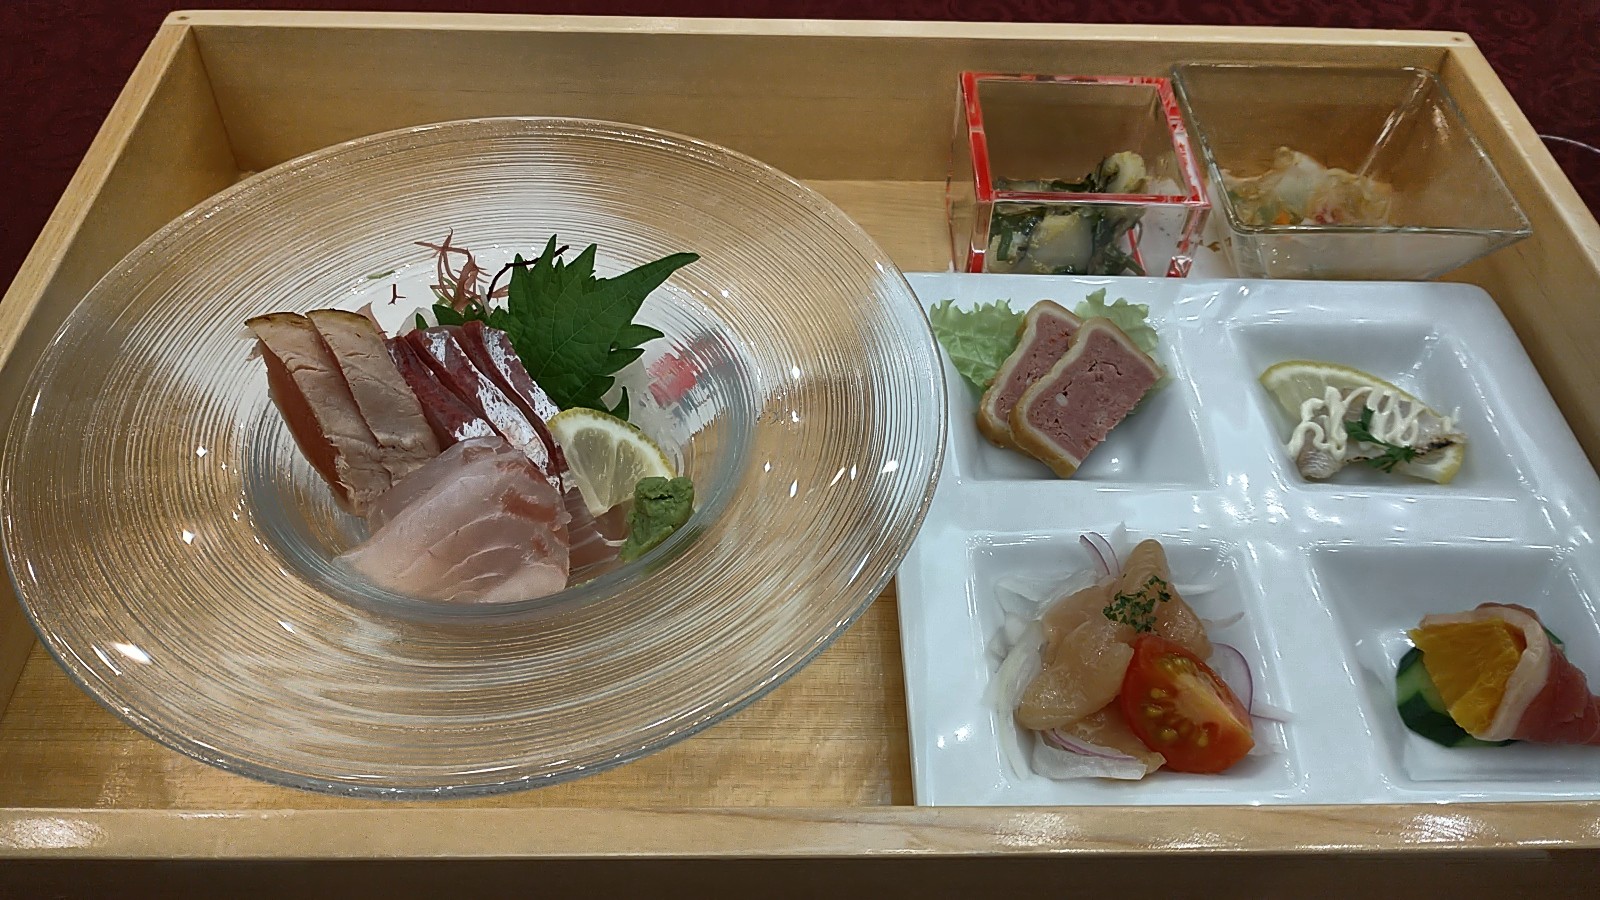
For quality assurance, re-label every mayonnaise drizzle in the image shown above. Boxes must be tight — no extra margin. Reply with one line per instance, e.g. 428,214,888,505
1287,386,1454,471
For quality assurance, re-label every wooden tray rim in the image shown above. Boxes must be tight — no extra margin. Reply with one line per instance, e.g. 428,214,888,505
3,11,1599,860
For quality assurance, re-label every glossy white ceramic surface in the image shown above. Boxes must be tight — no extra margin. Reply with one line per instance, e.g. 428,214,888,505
897,272,1600,806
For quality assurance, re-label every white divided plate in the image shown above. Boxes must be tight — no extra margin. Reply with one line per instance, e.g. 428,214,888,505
896,272,1600,806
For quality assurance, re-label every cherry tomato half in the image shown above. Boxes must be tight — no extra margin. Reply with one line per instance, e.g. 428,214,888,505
1118,633,1254,774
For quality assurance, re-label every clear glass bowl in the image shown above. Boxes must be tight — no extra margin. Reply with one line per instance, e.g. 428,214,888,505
1172,64,1532,280
948,73,1210,278
0,117,946,797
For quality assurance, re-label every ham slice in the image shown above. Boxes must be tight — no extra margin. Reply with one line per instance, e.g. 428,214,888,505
1417,603,1600,745
386,336,497,448
977,301,1082,449
339,436,571,604
307,309,440,483
1008,318,1164,478
406,327,559,485
246,312,391,515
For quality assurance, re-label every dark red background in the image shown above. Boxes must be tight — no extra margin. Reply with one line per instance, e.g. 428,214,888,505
2,1,1597,293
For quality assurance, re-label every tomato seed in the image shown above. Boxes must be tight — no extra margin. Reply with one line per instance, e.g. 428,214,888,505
1196,732,1209,748
1158,728,1178,743
1149,688,1168,700
1144,704,1163,718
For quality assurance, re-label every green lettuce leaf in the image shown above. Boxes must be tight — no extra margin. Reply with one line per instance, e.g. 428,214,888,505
1073,289,1158,356
928,299,1025,389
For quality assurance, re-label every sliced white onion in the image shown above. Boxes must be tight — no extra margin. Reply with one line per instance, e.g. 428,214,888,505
1031,734,1148,781
1201,611,1246,630
1249,699,1294,723
995,574,1062,611
1044,728,1136,761
986,623,1042,714
1177,582,1221,597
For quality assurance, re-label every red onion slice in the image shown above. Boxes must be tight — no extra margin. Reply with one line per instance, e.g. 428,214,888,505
1208,642,1254,711
1082,532,1120,579
1079,534,1110,578
1043,728,1136,761
1207,643,1291,721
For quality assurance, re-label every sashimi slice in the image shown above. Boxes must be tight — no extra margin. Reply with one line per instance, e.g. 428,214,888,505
307,309,440,482
386,336,496,447
977,300,1082,449
364,437,518,531
246,312,391,514
1055,705,1166,775
338,436,571,604
1414,603,1600,745
406,327,559,484
565,487,624,571
1016,616,1136,731
1119,539,1211,659
1040,580,1114,644
457,320,568,479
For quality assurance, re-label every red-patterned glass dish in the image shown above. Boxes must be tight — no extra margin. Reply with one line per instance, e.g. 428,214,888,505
948,73,1210,278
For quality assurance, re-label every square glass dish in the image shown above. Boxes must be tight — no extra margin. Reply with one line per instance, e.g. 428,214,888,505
1172,64,1532,280
947,73,1210,278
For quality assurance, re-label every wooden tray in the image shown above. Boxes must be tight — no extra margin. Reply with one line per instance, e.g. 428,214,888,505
2,10,1599,884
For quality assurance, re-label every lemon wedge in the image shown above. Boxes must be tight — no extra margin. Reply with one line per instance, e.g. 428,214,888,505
1259,359,1465,484
548,408,676,516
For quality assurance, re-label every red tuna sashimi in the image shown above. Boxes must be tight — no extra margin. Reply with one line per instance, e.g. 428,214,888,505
977,300,1082,450
338,436,571,603
1420,603,1600,745
307,309,441,482
564,487,627,571
247,312,391,514
406,327,558,485
1009,318,1164,478
386,336,497,448
455,320,567,479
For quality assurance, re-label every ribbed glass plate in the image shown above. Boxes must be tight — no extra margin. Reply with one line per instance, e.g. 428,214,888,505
0,118,945,797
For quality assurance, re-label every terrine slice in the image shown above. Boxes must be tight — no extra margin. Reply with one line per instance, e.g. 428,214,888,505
1008,318,1164,478
976,300,1083,449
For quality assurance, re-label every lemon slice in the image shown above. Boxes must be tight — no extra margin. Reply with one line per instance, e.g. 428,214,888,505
1259,359,1465,484
547,408,676,515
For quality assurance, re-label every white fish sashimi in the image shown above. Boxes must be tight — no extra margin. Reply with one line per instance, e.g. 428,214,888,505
339,436,571,603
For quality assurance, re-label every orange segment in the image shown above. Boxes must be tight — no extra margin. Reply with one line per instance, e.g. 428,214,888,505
1408,620,1526,735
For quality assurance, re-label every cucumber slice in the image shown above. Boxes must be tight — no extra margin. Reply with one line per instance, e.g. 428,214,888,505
1394,647,1516,748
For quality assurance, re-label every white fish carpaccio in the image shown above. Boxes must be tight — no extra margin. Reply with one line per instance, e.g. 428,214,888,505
338,436,571,604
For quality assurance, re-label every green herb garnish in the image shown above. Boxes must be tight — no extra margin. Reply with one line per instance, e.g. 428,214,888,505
432,237,697,421
1345,407,1420,473
1101,574,1172,633
619,476,695,562
1073,289,1158,357
927,299,1026,389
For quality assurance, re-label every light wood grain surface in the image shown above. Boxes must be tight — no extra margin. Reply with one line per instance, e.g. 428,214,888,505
0,588,910,811
3,12,1600,862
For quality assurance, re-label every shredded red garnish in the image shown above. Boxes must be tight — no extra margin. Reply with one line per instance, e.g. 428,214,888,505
415,230,508,312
